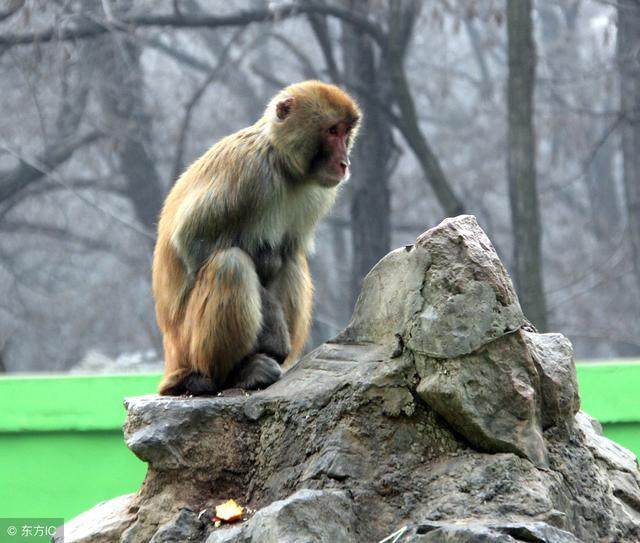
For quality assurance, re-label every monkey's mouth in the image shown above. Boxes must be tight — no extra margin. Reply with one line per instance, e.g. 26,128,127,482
328,159,350,183
312,157,351,186
329,165,350,185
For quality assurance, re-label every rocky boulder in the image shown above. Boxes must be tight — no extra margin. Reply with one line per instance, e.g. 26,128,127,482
58,215,640,543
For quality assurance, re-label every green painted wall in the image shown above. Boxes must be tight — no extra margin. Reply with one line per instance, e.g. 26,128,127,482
600,423,640,458
0,363,639,522
0,431,145,520
0,374,158,521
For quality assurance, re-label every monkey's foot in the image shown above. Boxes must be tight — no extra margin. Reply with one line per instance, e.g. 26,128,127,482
228,354,283,390
179,373,218,396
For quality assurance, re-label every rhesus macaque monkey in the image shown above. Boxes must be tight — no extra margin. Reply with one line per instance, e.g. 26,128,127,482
153,81,361,395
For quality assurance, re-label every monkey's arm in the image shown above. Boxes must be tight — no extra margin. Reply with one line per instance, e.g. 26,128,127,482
224,287,289,390
171,200,219,278
170,180,251,278
270,253,313,366
256,286,291,363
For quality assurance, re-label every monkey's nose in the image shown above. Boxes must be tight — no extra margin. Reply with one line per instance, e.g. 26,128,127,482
339,160,349,175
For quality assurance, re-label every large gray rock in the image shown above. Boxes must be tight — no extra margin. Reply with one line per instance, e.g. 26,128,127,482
415,331,548,466
407,216,525,358
385,521,582,542
149,509,205,542
60,216,640,543
341,215,525,356
206,489,356,543
54,494,137,543
575,411,639,474
523,332,580,432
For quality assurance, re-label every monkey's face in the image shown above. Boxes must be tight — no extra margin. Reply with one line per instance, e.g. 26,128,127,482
269,81,361,186
309,120,357,188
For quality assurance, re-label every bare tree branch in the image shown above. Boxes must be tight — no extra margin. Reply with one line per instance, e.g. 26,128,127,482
0,143,153,240
540,113,624,195
386,3,465,216
250,64,289,90
140,35,213,73
547,253,630,311
0,0,24,23
0,132,102,204
172,0,184,18
0,3,385,48
1,220,114,253
325,216,435,235
463,15,494,97
0,178,118,222
307,13,340,81
268,32,319,80
172,29,244,180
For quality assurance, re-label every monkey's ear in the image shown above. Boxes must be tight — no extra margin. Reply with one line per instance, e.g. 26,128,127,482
276,97,294,121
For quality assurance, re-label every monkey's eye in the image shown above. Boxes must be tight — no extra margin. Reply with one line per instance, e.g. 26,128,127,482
328,125,339,135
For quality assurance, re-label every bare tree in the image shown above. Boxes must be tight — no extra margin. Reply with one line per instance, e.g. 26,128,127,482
2,0,635,370
91,11,163,239
588,108,621,240
387,1,465,217
618,0,640,292
0,39,98,208
341,0,393,302
0,2,463,217
506,0,547,330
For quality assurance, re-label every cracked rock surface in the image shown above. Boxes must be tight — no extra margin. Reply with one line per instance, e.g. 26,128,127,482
58,215,640,543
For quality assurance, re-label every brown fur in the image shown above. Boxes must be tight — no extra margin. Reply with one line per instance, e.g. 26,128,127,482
153,81,361,395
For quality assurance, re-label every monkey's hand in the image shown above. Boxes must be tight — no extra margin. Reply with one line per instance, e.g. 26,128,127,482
256,286,291,364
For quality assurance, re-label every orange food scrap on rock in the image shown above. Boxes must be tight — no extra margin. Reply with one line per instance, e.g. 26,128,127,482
215,499,244,523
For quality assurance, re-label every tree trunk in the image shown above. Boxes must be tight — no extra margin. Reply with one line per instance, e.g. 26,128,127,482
506,0,548,330
617,0,640,291
588,120,621,240
386,1,465,218
92,12,163,242
342,1,393,305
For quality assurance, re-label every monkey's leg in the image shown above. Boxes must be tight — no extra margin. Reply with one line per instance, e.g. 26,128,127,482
158,331,198,395
270,252,313,368
180,248,263,393
255,286,291,363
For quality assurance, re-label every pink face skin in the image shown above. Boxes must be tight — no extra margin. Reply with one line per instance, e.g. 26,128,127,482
322,121,353,185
